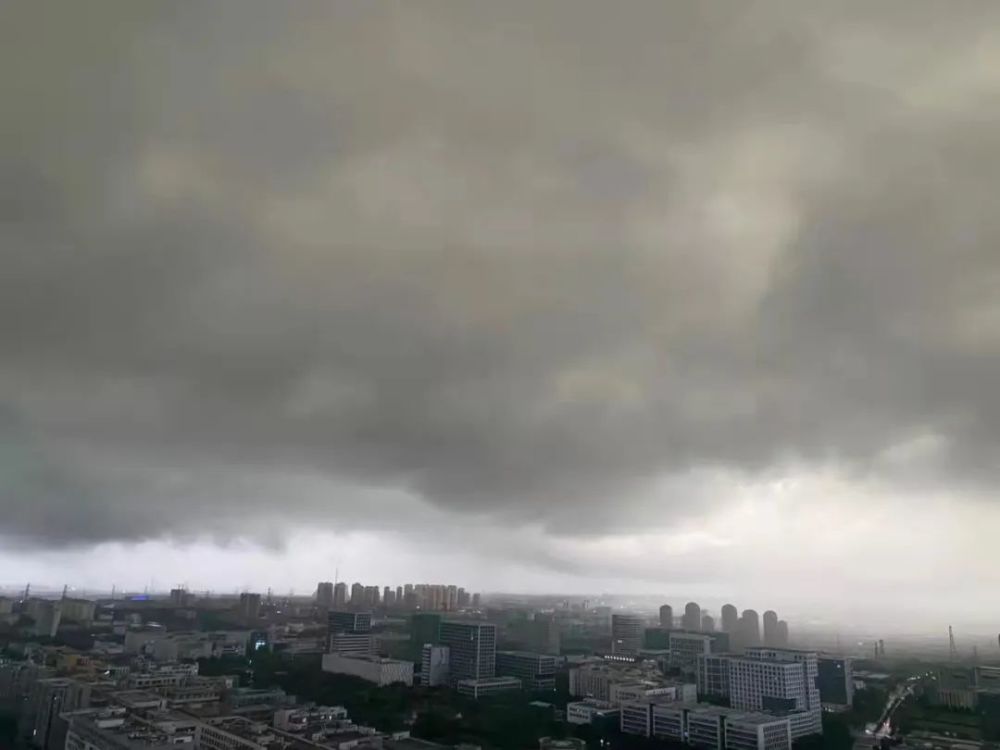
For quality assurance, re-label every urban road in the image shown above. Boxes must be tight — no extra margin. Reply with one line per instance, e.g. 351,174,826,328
869,679,917,740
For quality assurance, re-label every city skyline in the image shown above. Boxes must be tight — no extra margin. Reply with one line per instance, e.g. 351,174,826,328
5,2,1000,630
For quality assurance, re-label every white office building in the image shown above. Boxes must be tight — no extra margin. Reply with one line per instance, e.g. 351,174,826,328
620,702,791,750
728,648,821,739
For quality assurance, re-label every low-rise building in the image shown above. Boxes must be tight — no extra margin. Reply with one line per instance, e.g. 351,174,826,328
565,699,619,726
322,654,414,687
455,676,522,699
610,681,696,706
620,703,792,750
496,651,557,691
538,739,586,750
66,708,199,750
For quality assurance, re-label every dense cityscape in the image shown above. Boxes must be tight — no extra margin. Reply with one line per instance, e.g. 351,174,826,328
5,3,1000,750
1,583,994,750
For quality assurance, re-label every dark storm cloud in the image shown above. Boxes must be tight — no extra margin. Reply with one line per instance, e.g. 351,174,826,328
3,1,1000,545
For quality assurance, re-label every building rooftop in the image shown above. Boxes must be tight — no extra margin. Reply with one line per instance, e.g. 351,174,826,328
68,709,199,750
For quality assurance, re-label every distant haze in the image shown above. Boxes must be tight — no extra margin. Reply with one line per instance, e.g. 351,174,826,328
3,1,1000,631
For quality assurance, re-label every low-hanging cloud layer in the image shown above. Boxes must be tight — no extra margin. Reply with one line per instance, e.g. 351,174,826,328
3,0,1000,595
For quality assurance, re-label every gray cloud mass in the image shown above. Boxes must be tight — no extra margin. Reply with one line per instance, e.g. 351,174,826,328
2,1,1000,546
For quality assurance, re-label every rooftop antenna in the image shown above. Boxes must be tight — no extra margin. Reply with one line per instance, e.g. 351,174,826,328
949,626,959,660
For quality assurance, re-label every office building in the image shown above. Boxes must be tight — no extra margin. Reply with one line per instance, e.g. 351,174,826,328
396,585,403,604
721,605,739,634
328,632,374,657
439,621,496,682
739,610,761,648
651,702,687,742
726,713,792,750
496,651,557,690
702,615,715,632
456,676,522,699
762,612,779,647
321,654,414,686
316,582,334,610
682,603,702,631
421,644,451,687
729,647,821,739
383,587,395,607
611,614,644,655
669,631,729,672
411,613,442,646
659,605,674,629
329,610,372,633
238,593,261,621
611,682,696,706
620,693,695,739
328,610,374,656
620,699,655,737
687,706,728,750
65,708,193,750
697,653,731,698
566,699,619,726
27,677,94,749
125,663,199,690
817,656,854,708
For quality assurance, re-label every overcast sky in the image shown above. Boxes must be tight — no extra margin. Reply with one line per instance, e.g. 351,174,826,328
3,1,1000,630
